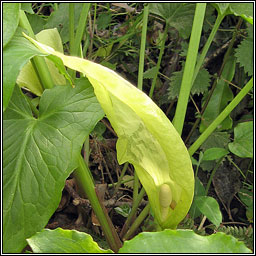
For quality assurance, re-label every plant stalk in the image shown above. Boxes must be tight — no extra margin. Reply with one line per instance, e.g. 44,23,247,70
149,24,169,98
113,162,129,195
123,203,150,241
120,187,145,239
69,3,75,55
188,78,253,156
137,4,149,91
185,16,242,145
73,3,91,57
205,156,224,195
19,10,54,90
173,3,206,135
74,156,122,252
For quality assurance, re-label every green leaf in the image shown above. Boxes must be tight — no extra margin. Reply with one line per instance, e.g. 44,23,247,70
228,121,253,158
44,3,84,44
114,204,131,218
189,177,206,219
95,43,113,58
200,131,230,151
235,25,253,76
27,13,47,34
119,229,251,253
200,55,235,132
3,28,45,111
168,67,211,100
21,3,34,14
229,3,253,20
149,3,196,39
25,35,195,229
3,3,20,47
212,3,253,24
3,82,104,253
143,66,157,79
17,28,67,96
96,13,112,30
211,3,230,15
202,147,229,161
194,196,222,227
238,188,253,208
27,228,113,253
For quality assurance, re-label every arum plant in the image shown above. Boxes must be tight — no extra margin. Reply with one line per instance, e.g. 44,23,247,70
24,33,195,229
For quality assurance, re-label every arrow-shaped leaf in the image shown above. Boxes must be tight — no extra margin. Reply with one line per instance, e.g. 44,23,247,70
3,81,104,252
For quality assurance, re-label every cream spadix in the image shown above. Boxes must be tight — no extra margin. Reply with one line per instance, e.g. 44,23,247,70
23,33,194,229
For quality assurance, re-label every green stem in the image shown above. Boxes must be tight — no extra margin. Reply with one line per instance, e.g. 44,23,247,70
133,172,139,202
113,162,129,195
68,4,76,79
191,13,225,87
173,3,206,135
73,3,91,57
137,4,149,91
227,155,246,180
185,17,243,145
123,203,150,241
188,78,253,156
120,187,145,239
69,3,75,55
149,24,169,98
74,156,122,252
205,157,224,195
19,10,54,90
109,176,134,188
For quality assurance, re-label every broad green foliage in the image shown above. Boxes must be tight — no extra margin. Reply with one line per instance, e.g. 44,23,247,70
25,35,194,229
235,24,253,76
3,82,104,252
26,227,251,253
3,28,44,111
168,67,211,100
149,3,196,39
27,228,113,253
17,28,67,96
200,56,235,133
3,3,20,47
228,121,253,158
119,229,252,253
194,196,222,227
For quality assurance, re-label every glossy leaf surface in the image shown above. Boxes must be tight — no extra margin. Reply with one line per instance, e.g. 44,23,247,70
27,228,113,253
25,35,195,229
119,229,251,253
3,82,104,252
